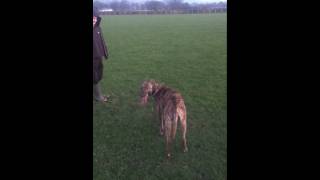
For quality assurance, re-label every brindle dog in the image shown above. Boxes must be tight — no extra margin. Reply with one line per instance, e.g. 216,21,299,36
140,80,188,158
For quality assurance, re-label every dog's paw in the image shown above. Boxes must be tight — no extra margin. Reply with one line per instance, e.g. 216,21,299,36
166,153,171,159
183,147,188,153
159,130,164,136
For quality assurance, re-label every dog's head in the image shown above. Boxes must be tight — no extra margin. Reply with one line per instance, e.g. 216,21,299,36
139,79,158,106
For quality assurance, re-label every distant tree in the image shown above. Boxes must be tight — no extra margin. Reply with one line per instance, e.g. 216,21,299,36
180,2,190,11
217,1,227,8
119,0,130,11
93,0,108,10
130,2,142,11
110,1,120,11
145,1,166,11
166,0,184,10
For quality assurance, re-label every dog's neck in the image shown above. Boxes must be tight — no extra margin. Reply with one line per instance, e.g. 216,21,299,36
151,83,162,96
151,87,158,96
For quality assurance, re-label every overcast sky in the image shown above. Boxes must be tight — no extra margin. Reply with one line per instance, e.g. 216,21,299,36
94,0,227,3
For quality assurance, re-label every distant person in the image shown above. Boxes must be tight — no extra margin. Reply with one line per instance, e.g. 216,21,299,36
93,8,110,102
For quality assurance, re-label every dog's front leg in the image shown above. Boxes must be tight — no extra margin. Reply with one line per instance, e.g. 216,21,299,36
160,118,164,136
165,132,172,159
157,104,164,136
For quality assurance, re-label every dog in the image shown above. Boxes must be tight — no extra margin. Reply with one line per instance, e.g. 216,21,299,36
139,79,188,158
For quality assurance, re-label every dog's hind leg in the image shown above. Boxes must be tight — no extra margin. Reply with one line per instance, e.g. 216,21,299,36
164,117,172,158
181,118,188,153
178,105,188,153
171,112,178,141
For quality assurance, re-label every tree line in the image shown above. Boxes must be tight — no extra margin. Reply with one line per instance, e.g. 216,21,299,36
94,0,227,14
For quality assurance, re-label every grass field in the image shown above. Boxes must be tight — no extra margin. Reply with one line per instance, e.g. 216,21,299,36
93,13,226,180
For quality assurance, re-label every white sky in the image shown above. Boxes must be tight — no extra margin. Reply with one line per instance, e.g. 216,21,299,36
94,0,227,3
182,0,226,3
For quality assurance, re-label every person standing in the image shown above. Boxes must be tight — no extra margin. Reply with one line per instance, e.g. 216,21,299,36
93,8,109,102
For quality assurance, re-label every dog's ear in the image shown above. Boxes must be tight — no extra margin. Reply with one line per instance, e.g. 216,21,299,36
141,79,148,86
150,79,157,85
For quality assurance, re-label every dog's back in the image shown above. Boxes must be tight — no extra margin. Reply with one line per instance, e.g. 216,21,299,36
139,80,188,158
153,85,188,158
154,86,179,107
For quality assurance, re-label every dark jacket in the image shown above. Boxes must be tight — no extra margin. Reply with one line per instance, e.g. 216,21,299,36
93,17,108,59
93,16,109,84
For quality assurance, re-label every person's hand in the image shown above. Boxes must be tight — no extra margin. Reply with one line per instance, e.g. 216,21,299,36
93,16,97,28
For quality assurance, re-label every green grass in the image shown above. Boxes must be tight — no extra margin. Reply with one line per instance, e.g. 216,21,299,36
93,14,226,180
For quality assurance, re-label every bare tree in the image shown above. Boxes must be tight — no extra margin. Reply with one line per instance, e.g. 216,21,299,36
93,0,109,10
110,1,120,11
145,1,166,11
119,0,130,11
166,0,184,10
